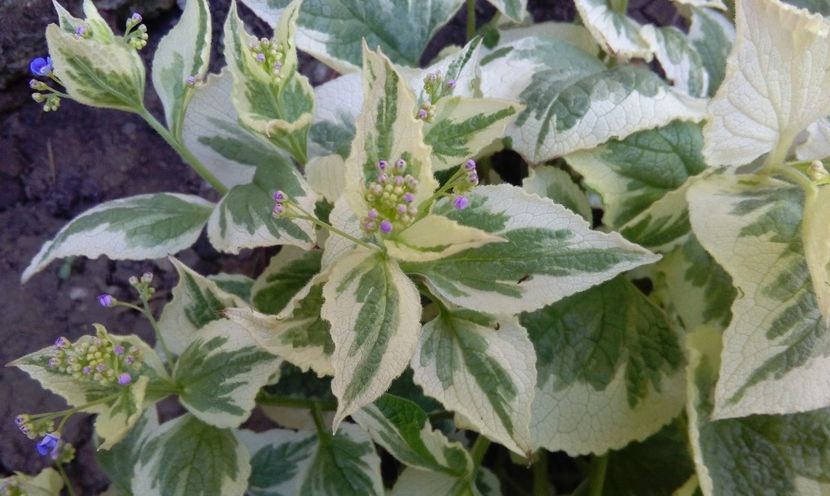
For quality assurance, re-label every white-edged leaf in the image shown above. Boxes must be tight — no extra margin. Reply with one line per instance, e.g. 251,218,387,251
803,185,830,326
310,73,362,158
322,249,422,429
321,196,363,270
45,23,144,111
686,327,830,496
413,310,535,456
132,414,250,496
522,276,686,455
306,154,347,202
207,162,316,253
22,193,212,282
496,22,600,55
94,376,148,451
96,407,158,495
0,468,63,496
703,0,830,167
688,172,830,418
480,36,705,163
408,37,483,99
796,117,830,160
523,165,592,221
207,272,254,302
674,0,727,9
687,7,735,96
151,0,211,136
173,320,280,428
573,0,653,61
401,184,659,314
157,257,247,356
239,424,383,495
618,177,699,251
391,467,499,496
385,214,505,262
486,0,527,21
641,25,709,97
251,246,322,315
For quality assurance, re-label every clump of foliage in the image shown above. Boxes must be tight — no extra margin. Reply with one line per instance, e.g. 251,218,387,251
6,0,830,494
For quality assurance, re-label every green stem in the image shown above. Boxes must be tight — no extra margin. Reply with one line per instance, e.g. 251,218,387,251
587,454,608,496
466,0,476,41
771,165,816,193
289,202,381,252
139,109,228,195
532,450,549,496
256,392,337,411
609,0,628,13
470,435,491,468
140,295,175,376
56,462,76,496
310,402,328,434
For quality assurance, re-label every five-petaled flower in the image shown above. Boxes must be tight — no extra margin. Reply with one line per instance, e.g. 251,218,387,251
35,433,60,457
29,57,52,77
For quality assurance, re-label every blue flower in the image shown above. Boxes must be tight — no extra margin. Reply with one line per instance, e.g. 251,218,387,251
29,57,52,77
36,433,60,456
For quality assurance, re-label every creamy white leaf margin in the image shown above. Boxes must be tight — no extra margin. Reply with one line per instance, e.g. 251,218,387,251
673,0,727,9
22,193,213,282
803,185,830,327
384,214,505,262
309,73,362,158
496,22,599,56
796,117,830,160
523,165,592,222
306,155,347,203
703,0,830,167
573,0,653,61
641,25,709,97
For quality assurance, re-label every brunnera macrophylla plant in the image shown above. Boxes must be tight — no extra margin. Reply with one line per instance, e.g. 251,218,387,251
8,0,830,494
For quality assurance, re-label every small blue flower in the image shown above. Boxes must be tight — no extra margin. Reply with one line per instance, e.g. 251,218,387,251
29,57,52,77
36,433,60,456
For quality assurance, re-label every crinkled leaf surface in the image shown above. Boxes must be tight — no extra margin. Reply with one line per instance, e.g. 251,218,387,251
573,0,653,60
641,25,709,97
687,7,735,96
523,165,592,222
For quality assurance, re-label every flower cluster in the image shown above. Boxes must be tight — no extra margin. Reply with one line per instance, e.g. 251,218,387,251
28,57,61,112
361,159,420,235
417,71,456,121
14,414,54,441
128,271,155,300
249,36,288,82
47,329,143,387
124,13,148,49
445,159,479,210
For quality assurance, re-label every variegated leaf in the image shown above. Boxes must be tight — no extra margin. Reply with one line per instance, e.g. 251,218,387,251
251,247,322,314
353,394,472,475
495,22,599,56
322,248,422,428
703,0,830,167
239,424,383,495
673,0,727,9
796,117,830,160
802,185,830,327
97,407,158,495
401,185,658,314
522,165,592,222
618,177,699,251
573,0,653,61
522,276,686,455
306,154,347,202
686,328,830,496
407,37,483,99
392,467,500,496
687,7,735,96
22,193,212,282
239,0,465,73
384,214,505,262
309,73,362,158
224,0,314,163
208,273,254,302
206,162,315,253
0,468,63,496
151,0,211,136
94,376,148,451
688,173,830,418
480,36,705,163
45,23,144,111
412,309,536,456
173,320,280,428
566,121,707,229
133,414,250,496
158,257,247,356
486,0,527,21
641,25,709,97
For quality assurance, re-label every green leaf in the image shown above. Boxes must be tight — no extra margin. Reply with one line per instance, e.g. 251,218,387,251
401,184,658,314
688,173,830,418
173,320,281,428
45,23,144,111
641,25,708,97
352,394,472,475
252,247,322,314
238,424,384,495
686,328,830,495
424,96,521,171
97,407,158,496
133,414,250,496
485,0,527,21
617,176,698,252
573,0,652,61
240,0,465,73
22,193,212,282
521,276,686,455
522,165,592,222
207,273,254,302
158,258,247,356
566,121,707,229
309,73,361,158
391,467,491,496
206,161,315,254
687,7,735,96
322,249,422,428
224,0,314,163
480,36,705,163
703,0,830,167
384,214,505,263
95,376,148,450
413,309,536,456
151,0,211,136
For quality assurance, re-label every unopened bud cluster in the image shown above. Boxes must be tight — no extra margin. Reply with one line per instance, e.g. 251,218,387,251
47,328,143,387
447,159,479,210
249,36,288,82
129,271,155,300
362,159,420,235
417,71,456,121
28,57,62,112
14,414,55,441
124,13,148,49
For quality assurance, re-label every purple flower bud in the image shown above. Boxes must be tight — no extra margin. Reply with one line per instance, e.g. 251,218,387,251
453,195,470,210
54,337,69,348
82,367,91,375
74,26,86,39
417,109,428,119
98,294,114,307
186,75,197,86
367,208,378,220
380,220,393,234
397,204,407,214
15,415,25,425
468,172,479,185
29,57,52,77
274,61,282,71
272,203,284,215
113,345,125,355
131,12,142,22
96,364,106,372
47,358,59,368
377,160,388,171
36,434,60,456
394,176,404,186
272,190,286,202
255,53,266,62
363,220,376,231
465,159,476,171
118,373,132,385
125,356,135,365
446,79,457,89
378,173,388,184
395,159,407,171
403,192,415,203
